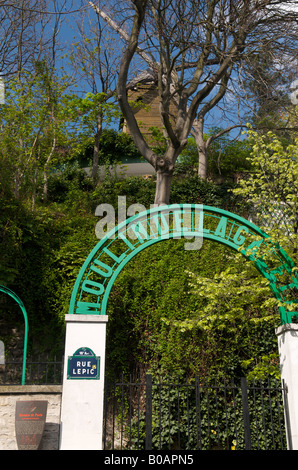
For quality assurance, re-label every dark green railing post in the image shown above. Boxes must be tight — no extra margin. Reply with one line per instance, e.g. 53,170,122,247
241,377,252,450
146,374,153,450
0,286,29,385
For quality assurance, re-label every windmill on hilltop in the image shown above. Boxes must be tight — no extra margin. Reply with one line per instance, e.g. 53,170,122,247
89,2,243,181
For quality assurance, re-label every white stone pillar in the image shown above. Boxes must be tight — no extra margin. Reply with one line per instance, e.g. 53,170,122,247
59,314,108,450
276,323,298,450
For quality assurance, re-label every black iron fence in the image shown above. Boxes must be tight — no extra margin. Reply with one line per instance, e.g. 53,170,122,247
0,359,290,450
103,375,289,451
0,355,64,385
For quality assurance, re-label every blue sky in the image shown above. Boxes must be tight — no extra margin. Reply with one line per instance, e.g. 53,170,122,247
36,1,298,140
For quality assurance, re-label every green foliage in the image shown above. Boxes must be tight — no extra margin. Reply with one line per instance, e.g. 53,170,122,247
0,189,26,285
0,176,98,353
206,130,252,178
65,94,121,162
96,130,143,165
233,128,298,257
114,376,286,450
2,166,235,358
178,137,199,166
147,126,168,155
0,65,74,201
47,163,94,204
89,173,233,215
105,238,279,381
185,260,277,330
178,128,298,379
1,111,292,384
1,158,280,375
178,132,252,179
170,176,235,207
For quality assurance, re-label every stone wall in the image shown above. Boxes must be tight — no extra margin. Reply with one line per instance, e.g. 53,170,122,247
0,385,62,450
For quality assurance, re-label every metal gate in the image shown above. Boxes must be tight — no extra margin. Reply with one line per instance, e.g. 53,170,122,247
103,375,289,450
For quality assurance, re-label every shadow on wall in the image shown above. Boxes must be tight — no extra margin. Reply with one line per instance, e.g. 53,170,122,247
39,423,60,450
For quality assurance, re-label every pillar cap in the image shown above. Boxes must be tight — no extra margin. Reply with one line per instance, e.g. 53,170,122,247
275,323,298,336
65,314,108,323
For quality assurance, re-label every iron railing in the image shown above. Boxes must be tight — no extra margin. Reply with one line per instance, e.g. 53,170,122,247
0,360,290,450
103,375,289,451
0,355,64,385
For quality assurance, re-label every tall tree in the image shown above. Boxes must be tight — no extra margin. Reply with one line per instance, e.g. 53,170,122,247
0,0,69,78
114,0,298,204
241,42,294,137
70,6,121,181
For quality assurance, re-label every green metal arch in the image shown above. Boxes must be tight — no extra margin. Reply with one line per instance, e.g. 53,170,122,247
0,285,29,385
69,204,298,324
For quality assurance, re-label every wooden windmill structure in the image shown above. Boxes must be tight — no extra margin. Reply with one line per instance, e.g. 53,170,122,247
88,2,241,180
122,75,177,145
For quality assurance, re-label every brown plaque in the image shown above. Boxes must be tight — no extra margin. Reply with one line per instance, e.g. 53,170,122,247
15,400,48,450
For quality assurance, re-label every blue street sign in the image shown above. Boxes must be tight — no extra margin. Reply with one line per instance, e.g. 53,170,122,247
67,347,100,380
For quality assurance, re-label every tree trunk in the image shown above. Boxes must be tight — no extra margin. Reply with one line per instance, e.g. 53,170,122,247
198,147,208,179
193,118,208,180
153,153,175,205
154,169,173,205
